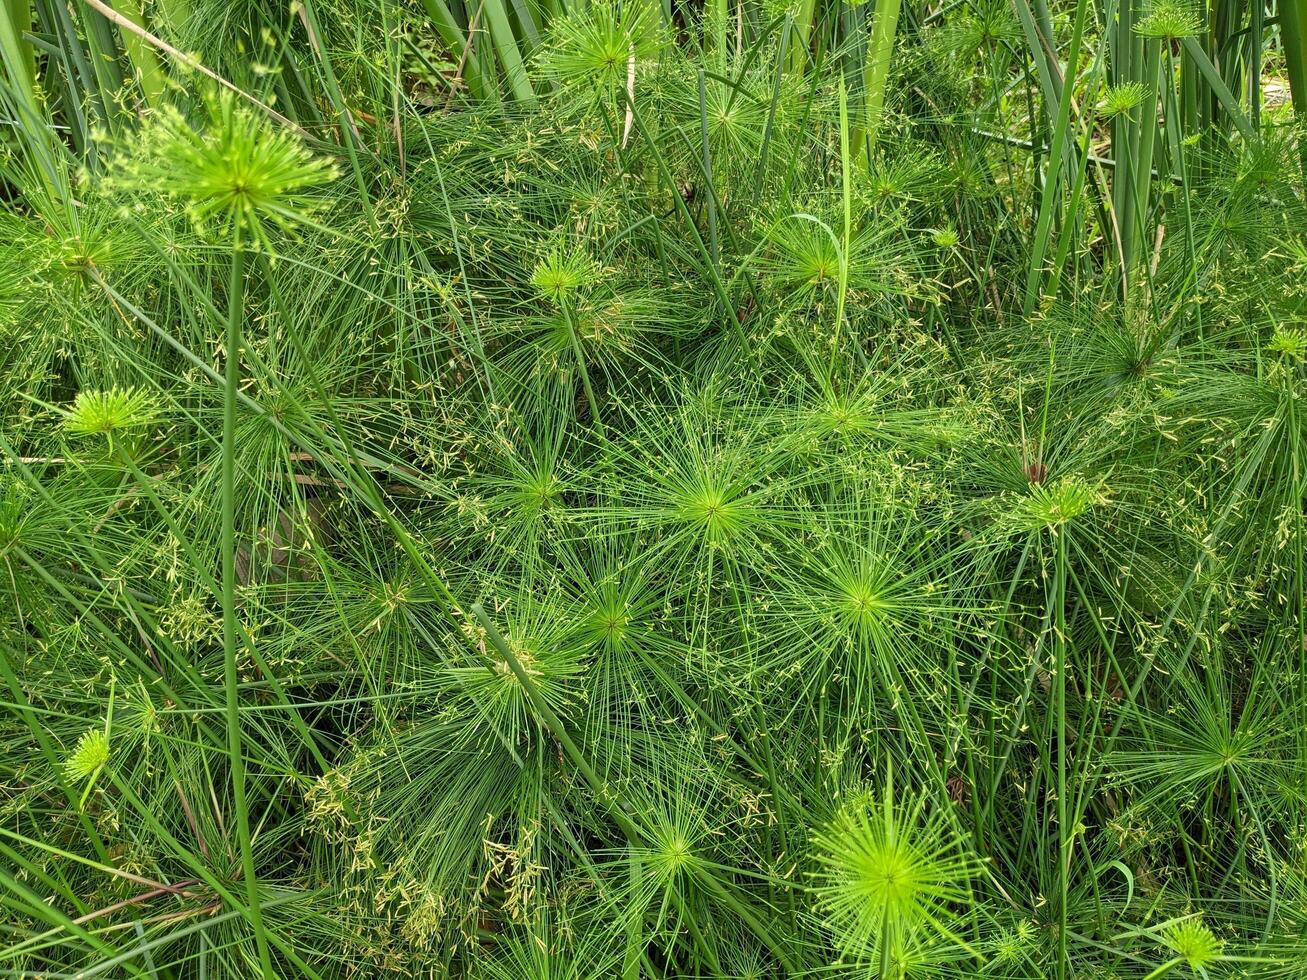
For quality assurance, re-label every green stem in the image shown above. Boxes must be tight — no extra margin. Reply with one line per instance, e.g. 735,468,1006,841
708,0,728,68
1054,527,1069,980
1127,36,1161,297
1285,0,1307,112
561,300,605,439
1286,364,1307,782
856,0,901,161
1177,35,1255,142
109,0,166,106
421,0,493,100
1112,0,1143,288
1,0,36,95
830,74,851,379
1022,0,1090,314
222,232,273,979
1281,0,1307,170
698,69,721,271
483,0,534,104
790,0,816,74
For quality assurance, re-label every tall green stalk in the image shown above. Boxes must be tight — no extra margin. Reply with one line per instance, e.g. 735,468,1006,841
483,0,535,104
108,0,166,107
422,0,493,100
855,0,901,162
1023,0,1091,314
222,230,273,979
1053,527,1070,980
1127,35,1161,293
1112,0,1144,287
1282,0,1307,117
1,0,36,98
790,0,810,70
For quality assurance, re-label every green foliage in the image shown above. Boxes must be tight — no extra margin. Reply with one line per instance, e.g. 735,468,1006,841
811,771,981,966
62,388,159,439
117,93,338,248
62,727,110,783
1159,916,1223,970
1,1,1306,978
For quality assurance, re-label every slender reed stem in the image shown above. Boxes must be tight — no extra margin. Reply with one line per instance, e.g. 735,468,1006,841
1054,526,1069,980
856,0,901,161
222,230,273,978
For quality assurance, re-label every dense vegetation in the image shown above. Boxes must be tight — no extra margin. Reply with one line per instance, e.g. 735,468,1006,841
2,0,1307,976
